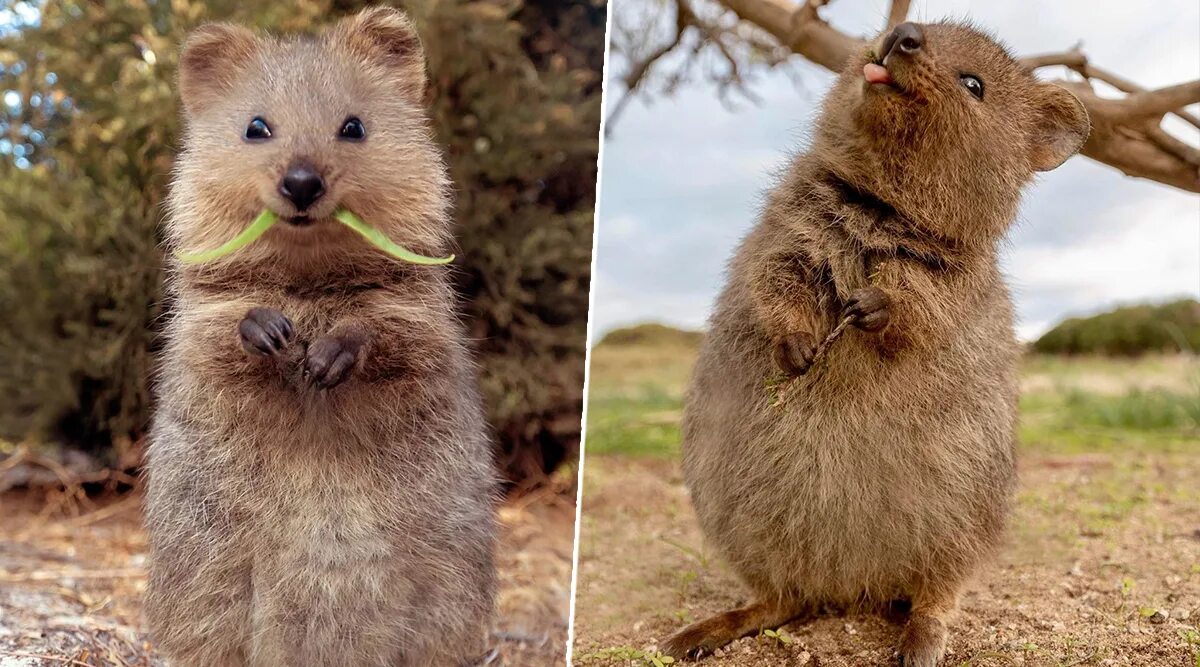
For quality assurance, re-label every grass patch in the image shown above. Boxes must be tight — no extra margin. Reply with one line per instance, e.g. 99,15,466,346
1019,383,1199,455
586,325,1200,459
586,387,682,457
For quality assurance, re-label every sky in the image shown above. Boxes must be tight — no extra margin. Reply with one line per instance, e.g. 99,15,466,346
592,0,1200,340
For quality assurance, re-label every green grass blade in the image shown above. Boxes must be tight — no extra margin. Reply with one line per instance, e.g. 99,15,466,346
175,210,278,264
335,210,454,265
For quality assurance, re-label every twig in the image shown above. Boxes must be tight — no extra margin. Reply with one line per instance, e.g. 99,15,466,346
0,568,145,583
770,313,855,407
0,652,96,667
56,495,141,529
808,313,855,368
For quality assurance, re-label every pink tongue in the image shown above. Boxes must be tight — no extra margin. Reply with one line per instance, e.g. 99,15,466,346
863,63,892,84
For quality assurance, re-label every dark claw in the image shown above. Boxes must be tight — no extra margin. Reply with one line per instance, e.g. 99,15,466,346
303,336,361,390
843,286,891,333
239,307,293,356
773,331,818,377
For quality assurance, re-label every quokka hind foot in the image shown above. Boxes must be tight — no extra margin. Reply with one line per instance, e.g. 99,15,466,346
897,610,949,667
660,601,804,661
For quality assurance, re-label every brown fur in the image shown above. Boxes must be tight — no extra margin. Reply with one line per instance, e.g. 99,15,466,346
144,9,497,666
663,21,1089,665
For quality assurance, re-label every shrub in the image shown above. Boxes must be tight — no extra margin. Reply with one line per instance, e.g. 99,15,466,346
0,0,602,485
1032,299,1200,356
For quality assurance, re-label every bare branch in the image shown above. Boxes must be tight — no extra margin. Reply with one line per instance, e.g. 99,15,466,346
1146,125,1200,167
886,0,912,29
1022,51,1200,130
716,0,866,70
605,0,691,136
1019,51,1088,71
1120,80,1200,120
709,0,1200,192
1061,80,1200,192
608,0,1199,192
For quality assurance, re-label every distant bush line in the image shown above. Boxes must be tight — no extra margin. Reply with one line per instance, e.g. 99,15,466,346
597,323,704,348
601,298,1200,357
1032,299,1200,356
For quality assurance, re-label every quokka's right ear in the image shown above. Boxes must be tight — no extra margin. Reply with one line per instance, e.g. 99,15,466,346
1027,83,1091,172
335,7,427,101
178,23,259,116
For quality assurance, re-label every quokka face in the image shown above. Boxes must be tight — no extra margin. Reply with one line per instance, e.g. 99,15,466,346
167,8,450,273
816,21,1090,243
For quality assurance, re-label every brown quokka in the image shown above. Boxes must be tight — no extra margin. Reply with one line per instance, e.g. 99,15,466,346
662,21,1089,666
144,9,497,667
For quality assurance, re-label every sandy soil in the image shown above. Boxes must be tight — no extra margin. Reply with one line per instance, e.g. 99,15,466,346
572,454,1200,666
0,484,576,666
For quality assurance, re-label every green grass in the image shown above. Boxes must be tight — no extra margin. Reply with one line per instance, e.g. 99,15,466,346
1019,384,1200,455
585,329,1200,458
585,387,683,457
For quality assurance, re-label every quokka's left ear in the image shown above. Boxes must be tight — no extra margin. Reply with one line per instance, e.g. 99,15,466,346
334,7,427,101
1027,83,1091,172
178,23,260,116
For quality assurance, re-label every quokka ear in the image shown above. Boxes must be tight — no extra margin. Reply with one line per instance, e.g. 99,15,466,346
178,23,259,116
335,7,427,101
1027,83,1091,172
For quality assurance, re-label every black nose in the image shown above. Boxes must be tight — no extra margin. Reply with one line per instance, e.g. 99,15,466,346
880,22,924,61
279,162,326,211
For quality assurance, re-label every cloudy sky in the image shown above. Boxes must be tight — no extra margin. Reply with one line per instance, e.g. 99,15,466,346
592,0,1200,340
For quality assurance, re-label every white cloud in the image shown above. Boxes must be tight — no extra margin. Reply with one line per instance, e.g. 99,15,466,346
1005,194,1200,339
594,0,1200,341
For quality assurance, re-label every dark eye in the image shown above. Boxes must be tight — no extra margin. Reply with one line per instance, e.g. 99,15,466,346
960,74,984,100
244,116,272,141
339,117,366,141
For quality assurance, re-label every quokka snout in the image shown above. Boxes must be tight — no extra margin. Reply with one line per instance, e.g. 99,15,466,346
144,8,498,667
663,20,1089,666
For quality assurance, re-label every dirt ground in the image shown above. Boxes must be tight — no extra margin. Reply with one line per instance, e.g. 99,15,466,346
0,481,576,666
572,454,1200,666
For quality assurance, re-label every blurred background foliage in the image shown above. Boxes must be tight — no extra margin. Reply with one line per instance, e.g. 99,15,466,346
0,0,603,487
1033,299,1200,357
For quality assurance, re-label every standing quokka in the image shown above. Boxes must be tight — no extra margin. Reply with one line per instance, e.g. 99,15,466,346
663,21,1089,666
144,9,497,667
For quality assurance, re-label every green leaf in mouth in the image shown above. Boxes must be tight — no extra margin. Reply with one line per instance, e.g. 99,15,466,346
334,209,455,265
175,209,455,266
176,209,278,264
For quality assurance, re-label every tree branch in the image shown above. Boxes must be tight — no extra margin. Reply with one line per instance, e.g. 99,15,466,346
1021,50,1200,130
614,0,1200,193
1121,80,1200,121
605,0,692,136
886,0,912,29
718,0,866,71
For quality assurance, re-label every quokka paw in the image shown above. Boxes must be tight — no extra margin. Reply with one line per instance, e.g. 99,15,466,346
660,623,728,662
773,331,818,377
897,613,947,667
303,336,361,389
843,286,891,333
238,307,294,356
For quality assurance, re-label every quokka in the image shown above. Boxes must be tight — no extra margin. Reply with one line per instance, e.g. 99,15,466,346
144,9,498,666
663,20,1089,666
